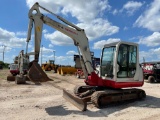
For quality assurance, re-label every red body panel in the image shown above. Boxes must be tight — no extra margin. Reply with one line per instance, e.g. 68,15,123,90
10,70,19,74
142,64,154,74
143,70,154,74
85,72,144,89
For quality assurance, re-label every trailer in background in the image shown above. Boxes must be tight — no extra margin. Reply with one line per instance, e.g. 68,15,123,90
141,61,160,83
74,53,100,78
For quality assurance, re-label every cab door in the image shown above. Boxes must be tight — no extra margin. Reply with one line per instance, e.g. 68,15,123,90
117,44,137,80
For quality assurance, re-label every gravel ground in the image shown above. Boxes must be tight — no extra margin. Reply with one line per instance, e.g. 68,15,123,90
0,69,160,120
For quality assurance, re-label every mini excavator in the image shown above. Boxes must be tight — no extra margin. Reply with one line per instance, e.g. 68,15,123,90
26,2,146,111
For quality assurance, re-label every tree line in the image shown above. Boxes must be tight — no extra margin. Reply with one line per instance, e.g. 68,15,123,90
0,61,10,69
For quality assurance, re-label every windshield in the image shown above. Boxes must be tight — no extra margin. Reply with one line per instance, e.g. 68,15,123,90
10,64,18,70
101,46,116,77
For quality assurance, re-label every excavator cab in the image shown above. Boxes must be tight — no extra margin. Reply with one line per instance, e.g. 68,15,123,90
100,41,139,81
64,41,145,111
84,41,143,88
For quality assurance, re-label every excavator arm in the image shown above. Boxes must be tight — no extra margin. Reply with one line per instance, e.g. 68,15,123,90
25,2,97,110
27,2,94,79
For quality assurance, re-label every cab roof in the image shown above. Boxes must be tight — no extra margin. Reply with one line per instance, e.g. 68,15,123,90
104,41,138,48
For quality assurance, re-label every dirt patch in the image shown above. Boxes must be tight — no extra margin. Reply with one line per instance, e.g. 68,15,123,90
0,69,160,120
0,69,10,81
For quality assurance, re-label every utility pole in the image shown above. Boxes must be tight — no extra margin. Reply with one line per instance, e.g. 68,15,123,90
41,45,43,66
3,46,6,62
53,50,56,63
143,57,145,63
0,45,6,63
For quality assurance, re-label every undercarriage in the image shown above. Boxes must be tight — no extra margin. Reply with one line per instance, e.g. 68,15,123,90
63,85,146,111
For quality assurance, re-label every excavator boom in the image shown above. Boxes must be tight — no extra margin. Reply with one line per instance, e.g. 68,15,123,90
27,2,94,80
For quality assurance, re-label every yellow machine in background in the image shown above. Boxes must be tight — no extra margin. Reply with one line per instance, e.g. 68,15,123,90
41,60,59,72
57,66,77,75
41,60,53,71
42,60,77,75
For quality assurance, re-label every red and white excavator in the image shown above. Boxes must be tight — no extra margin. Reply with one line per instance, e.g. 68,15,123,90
16,2,146,111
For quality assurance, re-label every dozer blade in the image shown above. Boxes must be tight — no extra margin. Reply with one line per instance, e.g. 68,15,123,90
28,62,51,82
63,89,87,111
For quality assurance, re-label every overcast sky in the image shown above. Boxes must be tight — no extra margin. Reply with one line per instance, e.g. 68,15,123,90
0,0,160,65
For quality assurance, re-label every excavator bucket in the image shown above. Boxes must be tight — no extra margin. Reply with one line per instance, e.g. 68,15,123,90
63,89,87,111
27,62,51,82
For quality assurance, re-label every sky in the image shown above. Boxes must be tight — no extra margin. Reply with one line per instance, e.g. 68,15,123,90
0,0,160,66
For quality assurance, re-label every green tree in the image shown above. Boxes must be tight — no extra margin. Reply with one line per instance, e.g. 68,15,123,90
0,61,10,68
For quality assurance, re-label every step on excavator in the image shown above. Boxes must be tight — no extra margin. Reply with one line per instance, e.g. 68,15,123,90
26,2,146,110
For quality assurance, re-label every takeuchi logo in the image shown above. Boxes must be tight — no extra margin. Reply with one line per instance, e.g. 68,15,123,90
65,28,78,35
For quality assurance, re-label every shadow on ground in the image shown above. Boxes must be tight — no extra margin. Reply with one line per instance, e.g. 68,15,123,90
45,95,160,117
45,105,104,117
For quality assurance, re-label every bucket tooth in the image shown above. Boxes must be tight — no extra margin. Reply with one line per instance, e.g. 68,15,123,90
63,89,87,111
28,62,52,82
